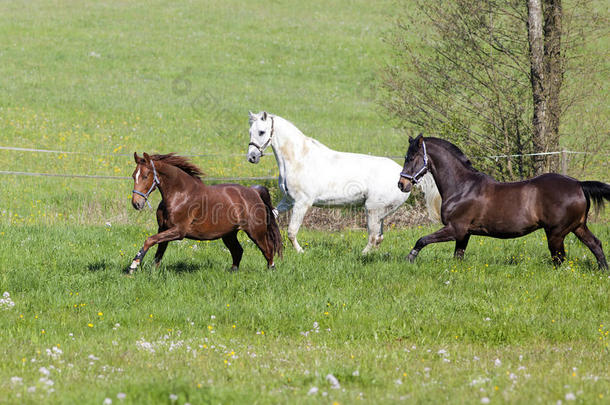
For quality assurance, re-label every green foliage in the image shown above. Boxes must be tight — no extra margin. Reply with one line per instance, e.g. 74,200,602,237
381,0,608,180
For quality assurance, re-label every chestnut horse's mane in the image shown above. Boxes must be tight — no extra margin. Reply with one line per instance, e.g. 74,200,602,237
150,153,204,179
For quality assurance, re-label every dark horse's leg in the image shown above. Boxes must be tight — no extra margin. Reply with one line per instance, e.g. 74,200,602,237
544,228,567,267
222,231,243,271
128,227,185,274
573,224,608,270
408,225,457,263
454,234,471,259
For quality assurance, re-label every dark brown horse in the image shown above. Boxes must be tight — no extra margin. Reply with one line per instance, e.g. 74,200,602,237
397,135,609,270
128,152,282,273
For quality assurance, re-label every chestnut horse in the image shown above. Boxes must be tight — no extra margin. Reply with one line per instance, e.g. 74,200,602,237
128,152,282,273
398,135,609,270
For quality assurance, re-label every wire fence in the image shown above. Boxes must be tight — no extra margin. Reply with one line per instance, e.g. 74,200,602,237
0,144,606,182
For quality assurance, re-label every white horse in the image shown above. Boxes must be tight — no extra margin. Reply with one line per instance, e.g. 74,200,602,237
246,111,440,254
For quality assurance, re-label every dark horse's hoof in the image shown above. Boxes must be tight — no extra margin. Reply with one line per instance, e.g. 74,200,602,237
406,253,417,263
229,265,239,272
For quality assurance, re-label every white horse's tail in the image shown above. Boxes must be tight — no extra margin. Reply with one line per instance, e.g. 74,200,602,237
418,172,442,222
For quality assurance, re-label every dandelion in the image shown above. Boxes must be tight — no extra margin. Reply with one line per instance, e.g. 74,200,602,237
88,323,94,328
98,312,103,316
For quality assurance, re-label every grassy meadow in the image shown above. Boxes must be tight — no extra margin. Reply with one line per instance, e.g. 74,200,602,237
1,0,609,404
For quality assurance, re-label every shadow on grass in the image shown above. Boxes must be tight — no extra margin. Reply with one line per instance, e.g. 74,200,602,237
357,251,393,265
164,260,200,274
87,261,109,272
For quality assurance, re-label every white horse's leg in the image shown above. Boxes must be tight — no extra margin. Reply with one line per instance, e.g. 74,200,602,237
287,201,310,253
363,208,383,254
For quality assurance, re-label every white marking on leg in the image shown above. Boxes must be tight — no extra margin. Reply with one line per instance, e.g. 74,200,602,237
130,259,139,270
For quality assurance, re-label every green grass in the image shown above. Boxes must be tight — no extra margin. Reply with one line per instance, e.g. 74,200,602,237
0,0,609,403
0,224,609,403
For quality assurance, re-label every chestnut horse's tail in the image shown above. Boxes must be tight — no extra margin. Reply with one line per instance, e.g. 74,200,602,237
580,181,610,214
252,185,283,259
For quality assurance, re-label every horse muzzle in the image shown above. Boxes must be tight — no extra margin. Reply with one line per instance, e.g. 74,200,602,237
247,151,261,164
397,178,413,193
131,197,146,211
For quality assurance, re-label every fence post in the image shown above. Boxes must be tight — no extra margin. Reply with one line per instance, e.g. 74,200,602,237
561,149,568,175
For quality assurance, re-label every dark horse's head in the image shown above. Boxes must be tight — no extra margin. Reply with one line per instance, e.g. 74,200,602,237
398,134,428,193
131,152,159,210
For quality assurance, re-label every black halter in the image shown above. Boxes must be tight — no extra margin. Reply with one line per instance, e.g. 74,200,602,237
132,159,160,208
248,116,275,154
399,140,429,184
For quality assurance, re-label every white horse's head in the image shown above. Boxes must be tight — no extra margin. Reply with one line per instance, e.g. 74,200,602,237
247,111,274,164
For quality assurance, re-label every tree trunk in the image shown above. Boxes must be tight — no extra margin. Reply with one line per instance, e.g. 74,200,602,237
527,0,547,174
543,0,563,172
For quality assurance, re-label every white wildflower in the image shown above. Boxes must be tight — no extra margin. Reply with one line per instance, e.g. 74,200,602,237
481,397,490,404
326,374,340,389
565,392,576,401
307,387,318,395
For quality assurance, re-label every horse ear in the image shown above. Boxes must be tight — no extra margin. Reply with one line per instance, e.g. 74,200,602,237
261,111,268,121
249,111,255,119
134,152,140,163
143,152,151,162
408,136,413,143
417,133,424,146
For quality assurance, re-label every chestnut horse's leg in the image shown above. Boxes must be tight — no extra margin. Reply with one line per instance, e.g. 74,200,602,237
221,231,243,271
407,225,457,263
573,224,608,270
154,242,169,268
454,234,471,259
544,228,566,267
128,227,185,273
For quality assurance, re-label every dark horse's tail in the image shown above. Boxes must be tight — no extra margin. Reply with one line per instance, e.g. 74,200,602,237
252,185,283,259
580,181,610,214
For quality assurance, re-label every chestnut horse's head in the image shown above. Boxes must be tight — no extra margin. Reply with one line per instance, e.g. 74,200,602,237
131,152,159,210
398,134,428,193
247,111,274,164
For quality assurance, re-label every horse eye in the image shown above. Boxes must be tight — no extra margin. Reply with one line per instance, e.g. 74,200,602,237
259,130,265,136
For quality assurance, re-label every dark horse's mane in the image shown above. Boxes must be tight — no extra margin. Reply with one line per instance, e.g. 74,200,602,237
150,153,205,180
426,137,478,172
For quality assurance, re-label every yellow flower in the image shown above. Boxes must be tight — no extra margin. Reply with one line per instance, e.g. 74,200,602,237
88,323,93,328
